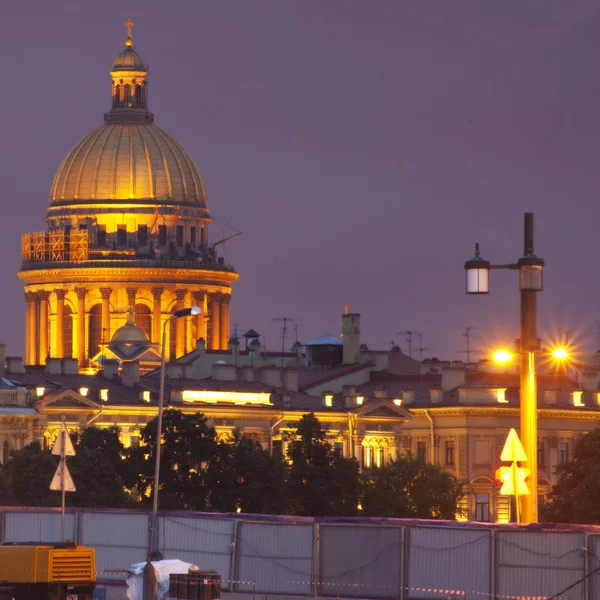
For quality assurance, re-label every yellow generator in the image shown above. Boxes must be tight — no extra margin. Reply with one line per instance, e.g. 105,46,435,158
0,542,96,600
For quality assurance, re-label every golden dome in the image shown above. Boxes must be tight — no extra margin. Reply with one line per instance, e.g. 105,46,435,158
111,311,150,344
50,122,207,205
113,46,147,70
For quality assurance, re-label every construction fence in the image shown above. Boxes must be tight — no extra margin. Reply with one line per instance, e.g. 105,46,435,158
0,507,598,600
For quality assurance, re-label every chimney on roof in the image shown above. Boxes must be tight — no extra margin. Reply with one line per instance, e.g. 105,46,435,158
45,358,61,375
102,359,120,380
240,366,255,382
581,370,599,392
228,338,240,362
196,338,206,355
61,358,78,375
0,344,5,377
281,369,298,392
342,313,361,365
121,361,140,387
5,356,24,375
430,388,443,404
213,363,237,381
402,390,415,405
260,367,282,389
441,365,466,391
373,389,387,399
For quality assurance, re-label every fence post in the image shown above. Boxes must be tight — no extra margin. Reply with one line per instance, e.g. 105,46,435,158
313,521,320,598
400,526,409,600
229,520,242,593
490,528,496,600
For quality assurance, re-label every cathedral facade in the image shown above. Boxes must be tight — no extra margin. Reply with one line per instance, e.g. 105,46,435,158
18,24,238,369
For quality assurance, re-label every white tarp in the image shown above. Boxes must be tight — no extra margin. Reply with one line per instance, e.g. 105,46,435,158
126,559,198,600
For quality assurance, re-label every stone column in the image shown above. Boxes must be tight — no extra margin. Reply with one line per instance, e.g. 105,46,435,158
100,288,112,344
175,289,187,358
38,291,50,365
24,292,35,365
208,293,221,350
219,294,231,350
126,288,137,309
54,289,66,359
75,288,87,367
193,291,207,342
151,288,164,345
29,292,39,365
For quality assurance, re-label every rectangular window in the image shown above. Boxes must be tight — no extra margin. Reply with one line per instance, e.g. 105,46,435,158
445,440,455,465
416,441,427,461
158,225,167,247
137,225,148,247
176,225,184,247
378,446,385,467
200,225,206,246
117,225,127,247
362,446,371,469
559,442,569,464
190,226,197,246
272,439,283,459
97,225,107,247
537,441,545,468
130,436,140,449
334,442,343,458
475,493,490,522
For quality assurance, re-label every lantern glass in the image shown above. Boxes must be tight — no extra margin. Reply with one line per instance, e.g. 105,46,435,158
466,267,489,294
520,264,543,291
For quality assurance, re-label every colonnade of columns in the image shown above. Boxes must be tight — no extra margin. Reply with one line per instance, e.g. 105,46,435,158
24,287,232,367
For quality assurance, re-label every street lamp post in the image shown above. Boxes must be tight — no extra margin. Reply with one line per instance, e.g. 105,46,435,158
150,305,201,553
464,213,544,523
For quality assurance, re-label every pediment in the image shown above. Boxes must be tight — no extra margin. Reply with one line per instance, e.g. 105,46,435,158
359,398,412,420
36,388,100,409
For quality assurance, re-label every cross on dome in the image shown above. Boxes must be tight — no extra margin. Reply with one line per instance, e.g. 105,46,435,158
125,18,134,47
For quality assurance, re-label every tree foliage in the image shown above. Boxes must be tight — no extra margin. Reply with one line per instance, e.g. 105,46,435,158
286,413,361,516
204,430,289,514
361,455,464,519
541,429,600,524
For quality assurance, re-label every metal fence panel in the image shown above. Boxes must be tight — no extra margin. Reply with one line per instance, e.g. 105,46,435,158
407,527,491,600
2,510,76,543
589,534,600,600
319,524,403,598
496,531,585,600
159,515,235,587
236,521,313,595
79,510,149,581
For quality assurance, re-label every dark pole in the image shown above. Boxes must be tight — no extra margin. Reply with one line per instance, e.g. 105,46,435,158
520,212,538,523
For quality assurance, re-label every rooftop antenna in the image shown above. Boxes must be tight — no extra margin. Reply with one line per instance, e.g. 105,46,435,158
274,317,297,368
415,333,431,362
398,330,422,358
232,323,239,366
293,324,299,344
461,326,480,364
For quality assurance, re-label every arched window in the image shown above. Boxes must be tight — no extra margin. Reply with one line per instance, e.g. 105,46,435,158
123,84,132,105
135,84,143,108
88,305,103,358
114,84,121,107
64,306,73,358
134,304,151,340
2,441,8,464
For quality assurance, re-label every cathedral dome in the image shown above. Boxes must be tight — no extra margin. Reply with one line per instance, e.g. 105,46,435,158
50,122,207,205
113,47,146,70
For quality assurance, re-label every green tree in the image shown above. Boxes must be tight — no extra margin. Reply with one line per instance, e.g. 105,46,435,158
205,430,289,514
541,429,600,524
0,442,58,507
132,409,217,509
286,413,361,516
361,455,464,519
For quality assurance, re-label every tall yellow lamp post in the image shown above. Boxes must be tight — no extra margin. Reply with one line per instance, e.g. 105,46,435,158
464,213,544,523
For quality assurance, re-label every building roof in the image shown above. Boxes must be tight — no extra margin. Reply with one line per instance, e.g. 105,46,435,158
305,334,342,346
113,45,147,70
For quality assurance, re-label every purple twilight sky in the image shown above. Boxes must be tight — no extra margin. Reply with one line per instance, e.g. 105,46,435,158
1,0,600,360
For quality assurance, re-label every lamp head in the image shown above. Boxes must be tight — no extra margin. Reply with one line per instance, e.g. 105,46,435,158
173,306,202,319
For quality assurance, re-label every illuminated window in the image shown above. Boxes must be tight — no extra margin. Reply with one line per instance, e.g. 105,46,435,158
137,225,148,247
117,225,127,247
537,441,545,468
496,388,508,403
36,387,45,397
571,391,584,406
325,394,333,407
416,441,427,461
362,446,372,469
475,493,490,522
79,387,89,396
88,305,103,358
134,304,151,341
141,390,151,403
559,442,569,464
445,440,455,465
99,389,108,402
356,396,364,405
393,398,402,406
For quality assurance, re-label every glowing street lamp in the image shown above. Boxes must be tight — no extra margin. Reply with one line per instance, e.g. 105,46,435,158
464,213,545,524
150,305,201,553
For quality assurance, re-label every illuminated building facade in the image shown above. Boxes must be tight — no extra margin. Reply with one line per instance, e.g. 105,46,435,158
18,25,238,369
